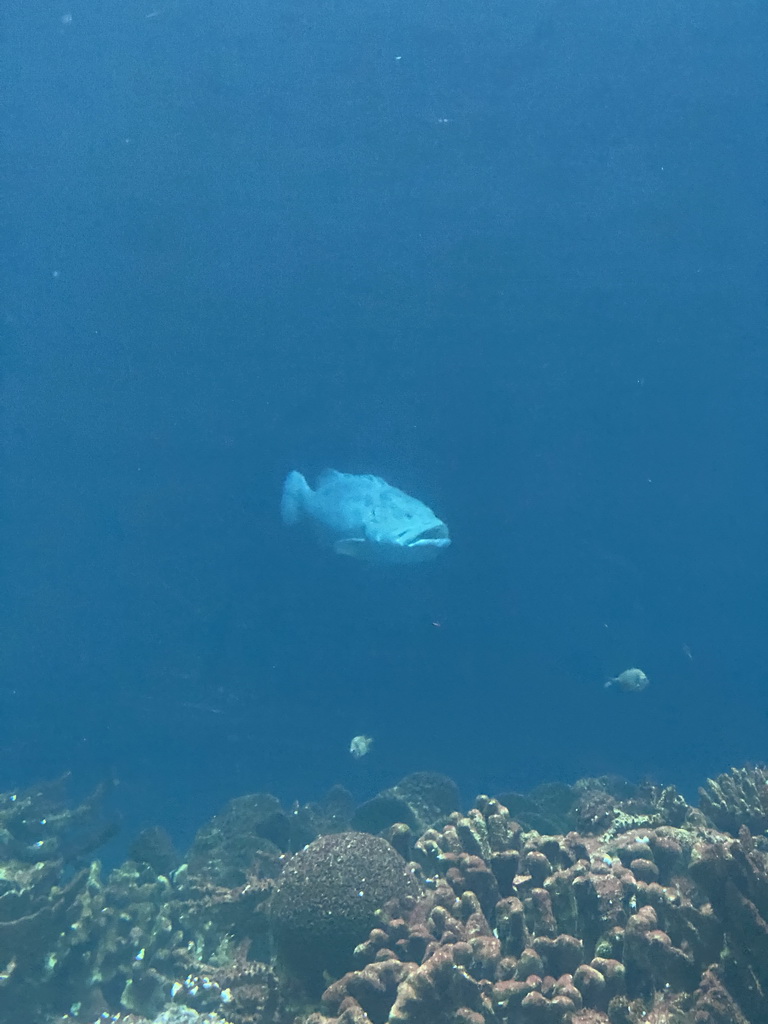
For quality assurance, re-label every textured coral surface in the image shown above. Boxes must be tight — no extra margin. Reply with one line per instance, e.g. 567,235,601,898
8,767,768,1024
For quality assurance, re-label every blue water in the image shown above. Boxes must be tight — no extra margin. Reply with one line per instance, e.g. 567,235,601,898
2,0,766,851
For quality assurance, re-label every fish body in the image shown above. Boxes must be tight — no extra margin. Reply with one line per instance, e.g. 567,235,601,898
605,667,649,693
281,469,450,564
349,735,373,758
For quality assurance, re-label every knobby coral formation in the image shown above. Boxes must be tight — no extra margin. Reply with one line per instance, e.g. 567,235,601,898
269,832,418,990
6,767,768,1024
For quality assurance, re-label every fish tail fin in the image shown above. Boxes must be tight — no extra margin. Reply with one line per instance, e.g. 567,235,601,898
281,471,311,525
604,678,614,689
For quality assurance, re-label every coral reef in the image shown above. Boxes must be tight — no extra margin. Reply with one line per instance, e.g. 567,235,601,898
0,784,280,1024
131,826,182,877
495,776,698,840
58,1010,233,1024
10,769,768,1024
186,787,360,888
698,766,768,837
0,774,117,863
689,829,768,1022
351,773,461,837
185,793,288,886
302,795,757,1024
0,776,117,1023
495,782,575,835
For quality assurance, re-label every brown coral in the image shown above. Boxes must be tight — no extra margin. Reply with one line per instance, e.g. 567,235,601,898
310,795,741,1024
698,766,768,837
270,832,418,991
689,829,768,1023
15,770,768,1024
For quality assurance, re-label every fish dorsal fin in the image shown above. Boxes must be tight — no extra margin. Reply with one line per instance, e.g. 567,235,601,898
316,468,344,488
317,470,387,487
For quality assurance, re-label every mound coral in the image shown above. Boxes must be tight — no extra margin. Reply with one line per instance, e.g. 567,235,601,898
269,832,418,991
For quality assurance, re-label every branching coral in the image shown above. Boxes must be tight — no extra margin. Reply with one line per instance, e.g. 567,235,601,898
698,766,768,837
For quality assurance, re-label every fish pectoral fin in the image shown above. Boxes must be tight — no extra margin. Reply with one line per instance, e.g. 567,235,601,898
334,539,367,558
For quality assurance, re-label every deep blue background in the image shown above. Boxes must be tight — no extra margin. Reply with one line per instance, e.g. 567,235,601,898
2,0,766,848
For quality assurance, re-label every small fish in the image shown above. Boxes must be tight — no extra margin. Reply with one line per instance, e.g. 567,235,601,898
281,469,451,564
349,735,373,758
604,668,650,693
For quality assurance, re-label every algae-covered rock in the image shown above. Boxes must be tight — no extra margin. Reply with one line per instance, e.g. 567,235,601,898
186,788,358,887
495,782,576,835
131,825,181,877
269,832,418,990
571,776,693,835
187,793,287,886
351,772,460,836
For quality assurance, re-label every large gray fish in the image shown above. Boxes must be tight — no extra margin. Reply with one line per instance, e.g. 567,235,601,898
280,469,451,564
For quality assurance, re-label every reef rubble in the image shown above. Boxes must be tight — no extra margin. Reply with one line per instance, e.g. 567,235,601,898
6,766,768,1024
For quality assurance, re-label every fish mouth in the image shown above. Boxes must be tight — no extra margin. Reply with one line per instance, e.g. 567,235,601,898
404,523,451,548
